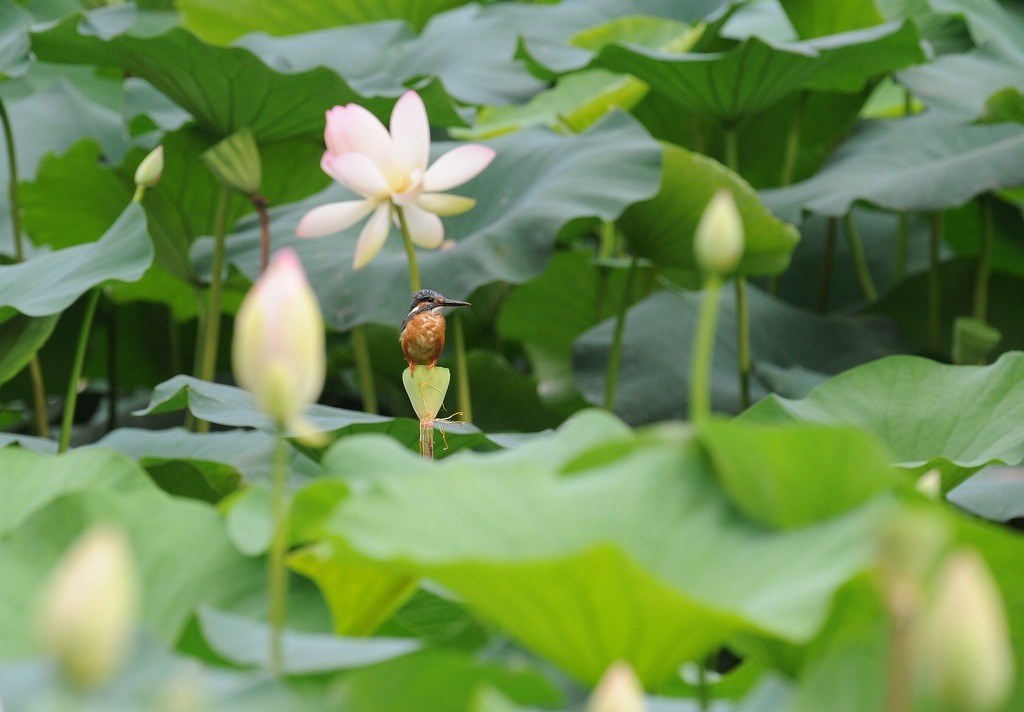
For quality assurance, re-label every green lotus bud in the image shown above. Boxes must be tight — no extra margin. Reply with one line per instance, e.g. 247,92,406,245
39,525,138,689
202,127,261,195
133,145,164,189
403,365,451,421
586,662,647,712
694,189,744,276
917,549,1013,712
232,248,326,440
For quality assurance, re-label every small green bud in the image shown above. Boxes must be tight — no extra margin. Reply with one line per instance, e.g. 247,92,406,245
917,549,1013,712
133,145,164,189
587,662,647,712
202,127,261,195
694,189,744,276
39,526,138,689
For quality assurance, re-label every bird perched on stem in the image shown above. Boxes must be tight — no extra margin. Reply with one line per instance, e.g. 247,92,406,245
400,289,470,373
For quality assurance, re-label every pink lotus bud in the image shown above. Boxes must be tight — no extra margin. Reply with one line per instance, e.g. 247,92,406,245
39,526,138,689
232,249,326,437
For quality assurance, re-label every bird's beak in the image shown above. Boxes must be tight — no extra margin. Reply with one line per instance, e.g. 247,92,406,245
439,298,471,309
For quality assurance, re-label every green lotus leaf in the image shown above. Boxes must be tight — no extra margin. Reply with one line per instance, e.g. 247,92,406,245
741,352,1024,490
320,410,889,685
763,113,1024,221
0,203,151,316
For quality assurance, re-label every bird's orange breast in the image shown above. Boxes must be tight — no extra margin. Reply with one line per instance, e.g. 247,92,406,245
401,312,446,366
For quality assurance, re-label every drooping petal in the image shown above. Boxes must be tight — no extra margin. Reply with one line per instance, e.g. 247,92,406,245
417,192,476,216
353,203,393,268
423,144,496,192
333,103,406,189
296,199,377,238
390,90,430,174
401,204,444,249
322,153,391,199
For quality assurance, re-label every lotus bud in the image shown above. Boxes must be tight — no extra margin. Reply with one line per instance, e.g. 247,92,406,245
694,189,744,276
915,468,942,499
39,525,138,689
133,145,164,189
916,549,1013,712
586,661,647,712
202,127,262,196
232,248,326,441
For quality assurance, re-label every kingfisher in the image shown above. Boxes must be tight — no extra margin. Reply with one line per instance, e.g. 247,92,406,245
400,289,471,373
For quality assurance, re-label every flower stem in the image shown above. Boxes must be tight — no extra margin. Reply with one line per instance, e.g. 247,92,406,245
0,94,49,438
253,193,270,274
690,275,723,422
734,277,751,410
603,254,638,411
844,212,877,302
928,212,943,353
452,312,472,422
59,289,101,453
268,428,290,674
974,195,993,322
779,92,806,187
894,212,909,282
722,124,750,411
816,217,838,313
419,418,435,459
351,324,378,414
885,610,914,712
394,206,421,292
194,185,231,431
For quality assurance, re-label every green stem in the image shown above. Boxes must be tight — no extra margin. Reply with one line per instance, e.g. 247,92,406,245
106,302,118,433
59,289,101,453
595,221,617,321
735,277,751,410
721,124,750,411
419,418,435,460
816,217,838,314
394,205,421,293
885,611,914,712
723,123,739,175
351,325,378,414
132,184,146,204
779,92,806,187
254,193,270,273
844,212,877,302
974,195,993,322
690,275,723,422
452,312,472,422
194,186,231,431
894,212,909,282
1,94,49,438
268,429,290,674
603,254,638,411
928,212,942,353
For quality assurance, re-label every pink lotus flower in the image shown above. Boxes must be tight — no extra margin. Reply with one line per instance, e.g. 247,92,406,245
296,90,496,268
